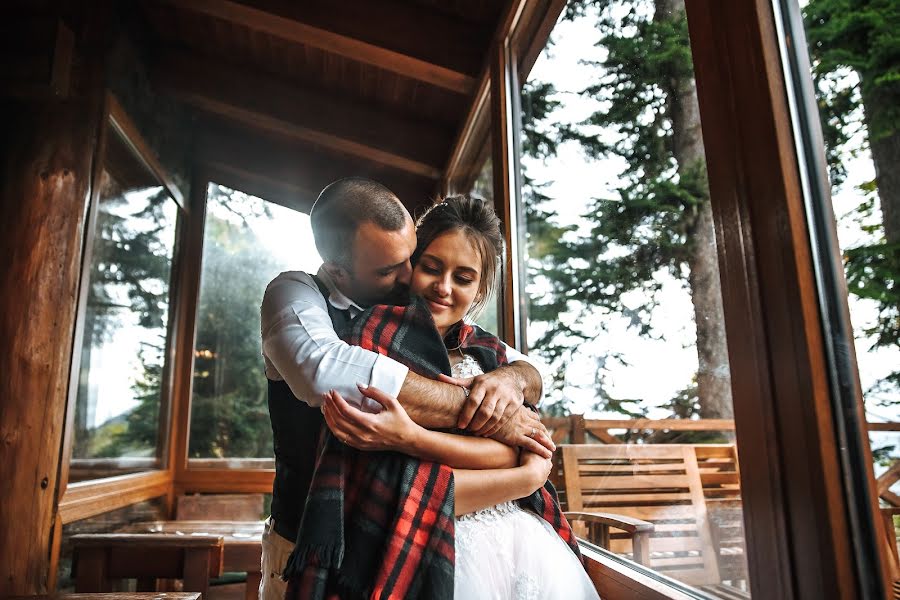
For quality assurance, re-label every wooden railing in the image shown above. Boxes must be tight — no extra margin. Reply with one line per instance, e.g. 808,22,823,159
542,416,900,444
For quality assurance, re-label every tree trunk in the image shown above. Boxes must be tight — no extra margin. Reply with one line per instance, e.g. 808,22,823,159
657,0,734,419
859,81,900,245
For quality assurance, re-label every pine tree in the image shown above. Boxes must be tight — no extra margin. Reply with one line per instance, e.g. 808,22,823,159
522,0,732,423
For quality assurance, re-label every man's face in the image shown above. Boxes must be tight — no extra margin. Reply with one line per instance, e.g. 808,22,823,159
337,217,417,306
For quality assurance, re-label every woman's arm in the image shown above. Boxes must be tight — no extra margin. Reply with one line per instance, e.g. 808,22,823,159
453,451,551,516
409,428,518,470
322,386,518,469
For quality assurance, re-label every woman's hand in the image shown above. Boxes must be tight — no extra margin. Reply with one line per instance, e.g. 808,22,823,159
488,406,555,458
322,384,421,453
518,450,552,495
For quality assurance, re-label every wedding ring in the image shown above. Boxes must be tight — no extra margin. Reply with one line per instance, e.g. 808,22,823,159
529,427,537,438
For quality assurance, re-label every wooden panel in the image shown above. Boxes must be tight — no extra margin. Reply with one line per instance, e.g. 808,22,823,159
0,18,73,98
0,90,103,595
155,51,449,179
581,544,699,600
194,120,437,215
176,494,264,520
163,0,476,94
58,471,173,524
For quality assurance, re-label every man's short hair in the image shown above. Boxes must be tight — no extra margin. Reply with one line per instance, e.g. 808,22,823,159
310,177,408,268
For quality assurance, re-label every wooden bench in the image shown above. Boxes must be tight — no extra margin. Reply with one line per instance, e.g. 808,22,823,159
175,494,265,521
71,534,224,597
560,444,750,599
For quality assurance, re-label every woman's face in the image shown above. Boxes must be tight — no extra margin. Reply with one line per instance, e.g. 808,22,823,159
411,229,482,335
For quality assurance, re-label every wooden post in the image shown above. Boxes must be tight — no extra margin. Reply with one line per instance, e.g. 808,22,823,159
490,40,527,350
572,414,586,444
0,5,107,594
0,94,104,595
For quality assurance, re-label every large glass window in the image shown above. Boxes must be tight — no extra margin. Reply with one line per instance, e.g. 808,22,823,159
187,183,322,465
518,1,749,594
70,115,181,482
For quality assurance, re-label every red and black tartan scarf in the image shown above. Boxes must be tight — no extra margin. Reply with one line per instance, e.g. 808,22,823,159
283,295,579,600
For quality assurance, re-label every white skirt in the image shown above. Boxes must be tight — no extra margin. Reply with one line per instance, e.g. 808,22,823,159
454,501,601,600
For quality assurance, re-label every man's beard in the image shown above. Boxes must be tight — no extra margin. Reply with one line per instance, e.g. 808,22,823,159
381,282,411,306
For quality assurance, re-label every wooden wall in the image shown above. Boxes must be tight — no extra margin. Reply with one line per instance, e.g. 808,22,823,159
0,93,103,597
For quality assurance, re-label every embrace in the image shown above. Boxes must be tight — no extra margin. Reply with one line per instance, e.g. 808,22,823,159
259,178,599,600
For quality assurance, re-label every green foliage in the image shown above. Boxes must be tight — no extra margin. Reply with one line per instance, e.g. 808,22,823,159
805,0,900,145
521,0,710,420
97,185,281,460
187,187,280,458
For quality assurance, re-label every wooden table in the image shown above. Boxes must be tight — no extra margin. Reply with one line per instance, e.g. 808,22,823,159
120,521,265,600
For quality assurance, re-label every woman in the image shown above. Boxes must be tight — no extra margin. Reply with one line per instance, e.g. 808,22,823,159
321,195,599,600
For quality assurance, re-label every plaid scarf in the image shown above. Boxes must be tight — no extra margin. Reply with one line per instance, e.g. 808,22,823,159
283,295,579,600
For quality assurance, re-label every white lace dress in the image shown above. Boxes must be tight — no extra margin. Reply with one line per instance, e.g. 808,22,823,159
452,354,601,600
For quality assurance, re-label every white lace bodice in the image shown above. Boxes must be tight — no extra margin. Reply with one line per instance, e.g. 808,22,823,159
452,354,521,526
451,352,599,600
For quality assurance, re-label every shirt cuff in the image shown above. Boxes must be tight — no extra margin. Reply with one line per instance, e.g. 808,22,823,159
363,354,409,411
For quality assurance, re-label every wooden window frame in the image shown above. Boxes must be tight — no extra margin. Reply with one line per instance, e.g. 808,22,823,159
167,166,278,495
57,92,187,524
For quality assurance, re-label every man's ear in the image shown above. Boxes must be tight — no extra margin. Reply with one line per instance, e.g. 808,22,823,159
322,261,349,284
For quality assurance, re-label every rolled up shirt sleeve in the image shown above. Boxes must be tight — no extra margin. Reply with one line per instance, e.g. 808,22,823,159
261,273,409,410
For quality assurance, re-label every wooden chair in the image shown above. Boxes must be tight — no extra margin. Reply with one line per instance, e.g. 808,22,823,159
560,444,720,587
175,493,265,521
695,445,748,584
72,533,224,597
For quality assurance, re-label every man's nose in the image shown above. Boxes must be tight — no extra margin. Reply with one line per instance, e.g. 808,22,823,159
396,260,412,286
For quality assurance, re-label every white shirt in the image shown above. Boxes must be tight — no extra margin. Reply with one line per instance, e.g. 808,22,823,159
260,268,540,411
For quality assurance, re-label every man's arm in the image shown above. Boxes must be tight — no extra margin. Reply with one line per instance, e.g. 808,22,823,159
323,385,555,458
261,273,409,410
395,370,467,429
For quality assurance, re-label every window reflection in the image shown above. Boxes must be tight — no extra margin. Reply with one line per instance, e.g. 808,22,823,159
188,183,322,463
71,123,179,481
518,1,748,594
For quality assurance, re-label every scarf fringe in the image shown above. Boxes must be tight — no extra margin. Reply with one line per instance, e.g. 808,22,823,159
281,541,346,581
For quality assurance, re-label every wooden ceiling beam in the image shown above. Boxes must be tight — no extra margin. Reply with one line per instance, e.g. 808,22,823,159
154,51,448,180
163,0,478,94
195,119,438,214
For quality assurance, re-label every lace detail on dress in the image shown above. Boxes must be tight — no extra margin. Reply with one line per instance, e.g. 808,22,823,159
452,352,484,379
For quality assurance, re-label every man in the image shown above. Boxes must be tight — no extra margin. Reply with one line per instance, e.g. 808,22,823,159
259,178,553,599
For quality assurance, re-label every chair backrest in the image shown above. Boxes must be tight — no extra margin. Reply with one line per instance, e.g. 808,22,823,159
175,493,264,520
561,444,720,586
71,533,224,596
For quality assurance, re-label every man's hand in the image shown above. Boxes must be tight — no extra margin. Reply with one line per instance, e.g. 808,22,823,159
321,384,420,453
489,406,555,458
440,366,527,435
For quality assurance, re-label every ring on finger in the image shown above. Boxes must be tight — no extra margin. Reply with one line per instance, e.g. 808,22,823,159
528,427,537,438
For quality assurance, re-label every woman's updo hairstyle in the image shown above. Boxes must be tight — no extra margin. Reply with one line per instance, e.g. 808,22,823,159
413,195,505,319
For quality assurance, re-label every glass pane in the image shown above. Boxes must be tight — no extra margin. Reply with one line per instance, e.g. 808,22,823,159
518,1,749,593
188,183,322,462
799,0,900,572
70,123,180,482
